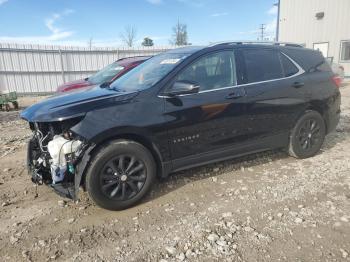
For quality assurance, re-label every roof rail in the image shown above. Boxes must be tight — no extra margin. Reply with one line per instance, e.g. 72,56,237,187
208,41,304,48
116,55,151,61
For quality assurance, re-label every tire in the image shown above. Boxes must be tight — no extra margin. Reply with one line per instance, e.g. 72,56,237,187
85,140,156,210
12,101,19,110
288,111,326,159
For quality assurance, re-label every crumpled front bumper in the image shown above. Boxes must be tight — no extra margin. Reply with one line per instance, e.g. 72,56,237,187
26,137,95,201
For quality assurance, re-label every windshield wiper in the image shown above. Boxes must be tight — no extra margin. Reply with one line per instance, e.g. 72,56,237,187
100,82,125,92
100,82,111,88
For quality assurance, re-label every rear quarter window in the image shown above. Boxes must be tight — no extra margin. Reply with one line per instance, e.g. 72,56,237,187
280,53,299,77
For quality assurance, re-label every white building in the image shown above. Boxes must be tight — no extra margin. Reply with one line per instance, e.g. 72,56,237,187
278,0,350,77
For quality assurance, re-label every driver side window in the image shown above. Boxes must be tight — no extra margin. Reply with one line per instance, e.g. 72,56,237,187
177,50,237,91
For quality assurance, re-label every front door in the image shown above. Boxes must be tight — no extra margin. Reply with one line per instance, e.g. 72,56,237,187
162,50,247,167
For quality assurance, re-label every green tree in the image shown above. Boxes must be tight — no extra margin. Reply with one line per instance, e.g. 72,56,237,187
142,37,154,46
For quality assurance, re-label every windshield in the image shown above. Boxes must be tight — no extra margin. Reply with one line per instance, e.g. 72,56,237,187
110,52,188,92
88,61,125,84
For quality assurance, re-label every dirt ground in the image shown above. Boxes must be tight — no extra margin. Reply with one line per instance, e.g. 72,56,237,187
0,86,350,262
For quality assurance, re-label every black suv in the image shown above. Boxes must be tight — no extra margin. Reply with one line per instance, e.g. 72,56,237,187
21,42,341,210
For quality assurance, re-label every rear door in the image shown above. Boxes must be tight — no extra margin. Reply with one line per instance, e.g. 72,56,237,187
238,47,307,143
162,50,247,165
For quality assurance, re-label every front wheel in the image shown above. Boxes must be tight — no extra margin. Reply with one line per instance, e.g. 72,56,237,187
85,140,156,210
288,111,326,159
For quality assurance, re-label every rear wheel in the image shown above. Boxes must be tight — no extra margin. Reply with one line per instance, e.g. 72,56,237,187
288,111,326,159
86,140,156,210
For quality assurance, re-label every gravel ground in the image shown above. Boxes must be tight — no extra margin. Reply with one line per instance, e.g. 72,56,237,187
0,86,349,261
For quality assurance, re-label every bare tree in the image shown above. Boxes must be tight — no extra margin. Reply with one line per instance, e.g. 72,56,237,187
170,20,188,46
120,25,137,47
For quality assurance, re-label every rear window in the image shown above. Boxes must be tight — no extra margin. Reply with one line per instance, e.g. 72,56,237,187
242,49,283,83
280,54,299,77
316,61,332,72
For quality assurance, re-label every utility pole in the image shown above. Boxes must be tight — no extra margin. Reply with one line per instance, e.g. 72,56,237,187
274,0,280,41
88,37,93,50
260,24,266,41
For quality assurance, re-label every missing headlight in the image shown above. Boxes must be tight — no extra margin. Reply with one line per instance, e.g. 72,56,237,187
28,116,86,185
47,135,83,183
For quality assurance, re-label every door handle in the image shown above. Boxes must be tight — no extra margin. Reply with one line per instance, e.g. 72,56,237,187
292,81,305,88
226,90,245,99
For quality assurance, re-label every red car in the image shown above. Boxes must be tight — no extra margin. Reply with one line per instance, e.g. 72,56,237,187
56,56,150,93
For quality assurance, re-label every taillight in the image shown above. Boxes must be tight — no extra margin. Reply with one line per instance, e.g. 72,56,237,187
332,75,342,88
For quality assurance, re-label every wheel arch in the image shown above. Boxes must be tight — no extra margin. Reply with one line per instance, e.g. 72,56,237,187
82,130,167,186
304,103,329,132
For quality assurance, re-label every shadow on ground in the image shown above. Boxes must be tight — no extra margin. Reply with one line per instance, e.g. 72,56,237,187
142,113,350,205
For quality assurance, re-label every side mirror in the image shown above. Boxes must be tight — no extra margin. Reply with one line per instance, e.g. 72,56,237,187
166,80,200,97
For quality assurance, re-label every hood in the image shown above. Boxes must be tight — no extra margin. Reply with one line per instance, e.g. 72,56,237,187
56,79,93,93
21,86,138,122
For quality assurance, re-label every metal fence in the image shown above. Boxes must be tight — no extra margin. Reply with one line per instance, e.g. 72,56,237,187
0,43,171,94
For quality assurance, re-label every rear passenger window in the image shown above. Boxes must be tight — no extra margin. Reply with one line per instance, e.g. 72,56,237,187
243,49,283,83
280,54,299,77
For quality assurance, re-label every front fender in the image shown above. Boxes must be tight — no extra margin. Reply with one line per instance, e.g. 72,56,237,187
74,144,96,201
72,126,170,180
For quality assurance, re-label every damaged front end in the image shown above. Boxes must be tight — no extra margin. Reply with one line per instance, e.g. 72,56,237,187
26,118,93,200
20,87,138,201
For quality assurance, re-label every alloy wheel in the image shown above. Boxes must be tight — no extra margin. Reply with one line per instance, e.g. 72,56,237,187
298,119,321,151
100,155,147,200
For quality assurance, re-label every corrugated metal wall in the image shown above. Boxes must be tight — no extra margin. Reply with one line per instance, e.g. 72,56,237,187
279,0,350,77
0,43,171,94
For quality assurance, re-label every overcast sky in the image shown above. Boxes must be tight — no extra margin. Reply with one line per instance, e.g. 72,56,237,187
0,0,278,47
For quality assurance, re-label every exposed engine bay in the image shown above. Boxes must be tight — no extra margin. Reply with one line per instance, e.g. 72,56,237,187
27,118,89,199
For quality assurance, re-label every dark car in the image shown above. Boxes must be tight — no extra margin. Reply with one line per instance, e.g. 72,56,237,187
56,56,150,93
21,42,341,210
